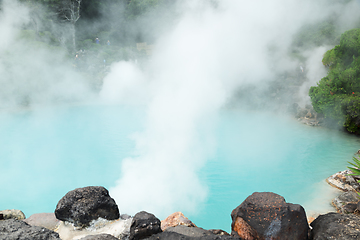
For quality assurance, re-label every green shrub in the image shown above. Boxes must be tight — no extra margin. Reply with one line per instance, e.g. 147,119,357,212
347,157,360,182
309,28,360,133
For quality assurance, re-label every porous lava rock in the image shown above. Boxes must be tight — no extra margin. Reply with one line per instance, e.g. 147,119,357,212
161,212,196,230
0,209,25,220
23,213,60,230
0,219,60,240
208,229,231,236
332,191,359,214
145,226,239,240
231,192,309,240
231,216,259,240
79,234,119,240
310,212,360,239
129,211,162,240
55,186,120,227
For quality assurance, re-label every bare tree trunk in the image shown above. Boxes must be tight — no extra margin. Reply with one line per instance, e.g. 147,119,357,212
58,0,82,53
70,23,76,53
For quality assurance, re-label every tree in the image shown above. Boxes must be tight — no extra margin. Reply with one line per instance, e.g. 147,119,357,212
309,28,360,133
57,0,82,52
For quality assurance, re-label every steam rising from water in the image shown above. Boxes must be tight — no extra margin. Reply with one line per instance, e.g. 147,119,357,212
2,0,360,219
101,0,360,217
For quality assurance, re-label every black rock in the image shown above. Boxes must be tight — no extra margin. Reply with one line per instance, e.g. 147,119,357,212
79,234,118,240
231,192,309,240
165,225,216,238
310,212,360,240
0,219,60,240
144,231,194,240
332,191,359,214
208,229,230,236
55,186,120,227
163,226,239,239
129,211,162,240
343,203,358,214
145,227,240,240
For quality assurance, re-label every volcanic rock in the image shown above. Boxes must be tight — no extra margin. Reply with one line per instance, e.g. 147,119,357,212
79,233,118,240
145,225,239,240
326,170,358,192
129,211,162,240
23,213,60,230
0,219,60,240
161,212,196,230
0,209,25,220
55,186,120,227
332,191,359,214
165,225,217,237
310,212,360,239
208,229,231,236
231,216,259,240
231,192,309,240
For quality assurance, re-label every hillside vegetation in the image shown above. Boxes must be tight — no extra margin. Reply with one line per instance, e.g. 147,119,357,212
309,28,360,133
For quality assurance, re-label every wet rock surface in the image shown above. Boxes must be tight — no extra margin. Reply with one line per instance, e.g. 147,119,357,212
129,211,162,240
231,192,309,240
0,219,60,240
310,212,360,240
326,170,360,192
55,186,120,227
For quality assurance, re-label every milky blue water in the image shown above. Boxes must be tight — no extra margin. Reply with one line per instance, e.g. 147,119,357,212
1,105,359,232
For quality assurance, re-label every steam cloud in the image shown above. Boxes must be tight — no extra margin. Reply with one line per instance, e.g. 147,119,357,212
0,0,93,109
101,0,360,217
2,0,360,219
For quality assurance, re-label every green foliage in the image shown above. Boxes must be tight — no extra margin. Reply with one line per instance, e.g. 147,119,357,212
347,157,360,182
310,28,360,133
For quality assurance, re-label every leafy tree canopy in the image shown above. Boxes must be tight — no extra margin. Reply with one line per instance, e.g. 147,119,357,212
309,28,360,133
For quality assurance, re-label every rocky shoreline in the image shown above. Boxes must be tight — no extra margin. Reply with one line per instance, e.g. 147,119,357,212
1,183,360,240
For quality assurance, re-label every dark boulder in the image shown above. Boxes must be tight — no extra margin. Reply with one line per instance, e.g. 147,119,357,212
165,225,218,238
79,234,118,240
164,225,239,239
55,186,120,227
0,219,60,240
129,211,162,240
145,226,240,240
310,212,360,239
332,191,359,214
144,231,191,240
231,192,309,240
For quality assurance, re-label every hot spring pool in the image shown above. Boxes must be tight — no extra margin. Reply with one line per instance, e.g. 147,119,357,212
0,104,359,231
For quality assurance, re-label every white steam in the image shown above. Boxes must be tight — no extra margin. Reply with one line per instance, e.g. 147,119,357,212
298,46,332,107
0,0,94,109
101,0,360,217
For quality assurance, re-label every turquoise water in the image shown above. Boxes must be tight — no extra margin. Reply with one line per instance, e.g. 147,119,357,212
1,105,359,232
